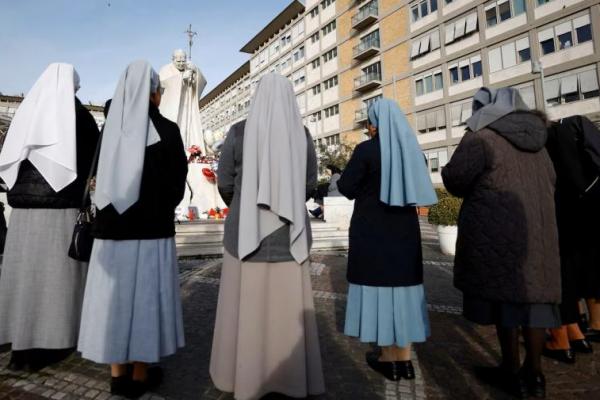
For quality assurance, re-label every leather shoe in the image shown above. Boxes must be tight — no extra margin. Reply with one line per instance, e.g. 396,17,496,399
365,352,402,381
542,347,576,364
524,371,546,398
585,329,600,343
570,339,593,354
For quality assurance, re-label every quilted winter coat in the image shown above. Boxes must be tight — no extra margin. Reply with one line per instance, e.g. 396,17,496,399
442,112,561,304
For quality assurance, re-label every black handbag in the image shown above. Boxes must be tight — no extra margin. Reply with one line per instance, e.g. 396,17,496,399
68,132,102,262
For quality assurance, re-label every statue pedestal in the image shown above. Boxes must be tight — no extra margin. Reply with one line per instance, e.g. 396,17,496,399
323,196,354,229
178,163,226,219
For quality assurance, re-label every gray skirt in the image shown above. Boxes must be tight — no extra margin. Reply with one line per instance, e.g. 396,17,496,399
463,295,561,329
77,238,185,364
0,208,88,350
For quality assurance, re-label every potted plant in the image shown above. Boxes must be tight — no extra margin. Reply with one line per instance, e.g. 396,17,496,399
427,189,462,256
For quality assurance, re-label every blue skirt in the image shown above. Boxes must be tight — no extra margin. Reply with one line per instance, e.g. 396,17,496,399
344,284,430,347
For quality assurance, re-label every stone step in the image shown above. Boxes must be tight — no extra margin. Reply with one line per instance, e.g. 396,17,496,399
175,219,349,257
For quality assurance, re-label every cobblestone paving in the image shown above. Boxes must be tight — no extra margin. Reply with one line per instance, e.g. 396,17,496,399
1,222,599,399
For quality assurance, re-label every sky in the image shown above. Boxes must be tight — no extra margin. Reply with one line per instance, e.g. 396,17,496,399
0,0,294,104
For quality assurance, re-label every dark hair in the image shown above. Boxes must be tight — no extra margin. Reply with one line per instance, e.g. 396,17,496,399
326,164,342,174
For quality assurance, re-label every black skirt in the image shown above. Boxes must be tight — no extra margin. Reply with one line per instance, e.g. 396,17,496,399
463,295,561,329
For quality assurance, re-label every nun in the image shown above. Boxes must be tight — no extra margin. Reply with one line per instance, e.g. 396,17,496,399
338,98,437,381
210,73,325,400
442,88,560,398
0,63,100,371
77,60,187,398
544,115,600,362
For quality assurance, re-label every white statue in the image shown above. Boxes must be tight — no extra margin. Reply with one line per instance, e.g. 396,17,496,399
159,49,208,153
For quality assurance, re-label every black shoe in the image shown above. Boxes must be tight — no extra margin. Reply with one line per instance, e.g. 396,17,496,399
397,361,415,380
524,371,546,398
474,366,528,399
111,376,131,397
365,352,402,381
570,339,593,354
585,329,600,343
542,347,576,364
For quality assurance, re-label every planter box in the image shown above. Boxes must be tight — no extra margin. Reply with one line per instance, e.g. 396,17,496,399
437,225,457,256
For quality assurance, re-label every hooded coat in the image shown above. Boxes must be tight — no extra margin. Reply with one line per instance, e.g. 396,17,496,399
442,112,561,304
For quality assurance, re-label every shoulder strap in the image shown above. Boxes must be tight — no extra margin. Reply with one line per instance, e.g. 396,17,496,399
80,130,103,209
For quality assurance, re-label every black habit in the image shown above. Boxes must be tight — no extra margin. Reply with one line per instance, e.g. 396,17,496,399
546,115,600,319
337,136,423,287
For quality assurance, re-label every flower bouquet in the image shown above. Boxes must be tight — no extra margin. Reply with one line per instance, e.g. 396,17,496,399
187,145,203,163
204,207,229,220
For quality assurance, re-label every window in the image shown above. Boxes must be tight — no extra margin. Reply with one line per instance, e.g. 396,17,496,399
324,104,340,118
281,34,292,47
362,61,382,81
450,100,472,126
312,58,321,69
538,14,593,56
411,29,441,59
537,0,552,5
310,32,320,44
488,37,530,73
293,70,306,86
445,12,478,45
312,111,322,121
324,76,339,90
324,134,340,146
323,48,338,63
364,94,382,110
321,0,335,9
410,0,438,23
416,108,446,134
513,84,536,109
544,67,600,106
485,0,526,27
312,85,321,95
415,70,443,96
310,7,319,18
293,46,305,62
291,22,304,39
424,149,448,173
322,20,337,36
449,55,482,84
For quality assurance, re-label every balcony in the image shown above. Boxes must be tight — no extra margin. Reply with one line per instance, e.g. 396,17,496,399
352,2,378,30
353,37,380,60
355,107,368,124
354,71,382,92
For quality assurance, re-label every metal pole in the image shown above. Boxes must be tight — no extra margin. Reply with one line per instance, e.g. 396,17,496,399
533,60,546,113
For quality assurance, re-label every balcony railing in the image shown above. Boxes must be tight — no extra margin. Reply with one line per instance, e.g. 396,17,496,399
353,37,380,60
355,107,368,123
354,71,382,92
352,1,378,30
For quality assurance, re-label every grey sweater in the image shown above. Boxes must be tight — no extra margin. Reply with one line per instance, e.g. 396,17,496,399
217,120,318,262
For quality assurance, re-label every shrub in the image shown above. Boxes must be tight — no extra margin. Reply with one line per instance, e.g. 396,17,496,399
428,193,462,226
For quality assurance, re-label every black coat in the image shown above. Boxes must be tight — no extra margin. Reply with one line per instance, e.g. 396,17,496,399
8,98,100,209
442,112,561,304
546,116,600,302
92,104,188,240
337,136,423,287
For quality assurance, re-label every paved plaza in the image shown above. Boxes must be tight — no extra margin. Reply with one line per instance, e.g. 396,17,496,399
1,222,599,400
